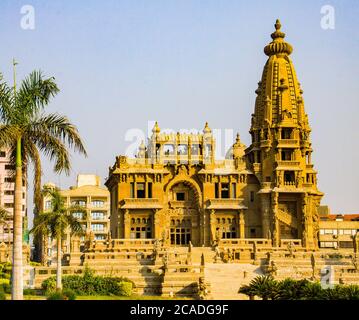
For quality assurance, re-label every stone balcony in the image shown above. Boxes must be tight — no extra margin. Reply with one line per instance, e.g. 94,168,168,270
119,198,163,209
277,139,299,148
276,160,300,168
205,198,247,210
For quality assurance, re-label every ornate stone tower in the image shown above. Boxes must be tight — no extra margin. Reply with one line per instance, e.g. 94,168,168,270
246,20,323,249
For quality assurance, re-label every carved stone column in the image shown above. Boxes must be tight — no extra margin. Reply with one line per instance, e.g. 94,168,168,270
124,209,130,239
210,209,216,243
239,210,245,238
260,194,271,239
271,192,280,246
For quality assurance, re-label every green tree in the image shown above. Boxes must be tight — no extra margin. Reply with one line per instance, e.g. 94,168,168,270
30,186,85,290
0,63,87,299
0,208,11,261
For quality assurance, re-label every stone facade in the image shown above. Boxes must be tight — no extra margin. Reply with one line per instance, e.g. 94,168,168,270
105,20,323,250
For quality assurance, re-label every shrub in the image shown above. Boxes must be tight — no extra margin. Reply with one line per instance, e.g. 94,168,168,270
118,281,132,297
42,277,56,292
0,291,6,300
41,271,134,297
47,290,66,300
62,288,77,300
23,288,38,296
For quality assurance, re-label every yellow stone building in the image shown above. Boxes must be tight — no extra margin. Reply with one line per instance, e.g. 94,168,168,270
105,20,323,250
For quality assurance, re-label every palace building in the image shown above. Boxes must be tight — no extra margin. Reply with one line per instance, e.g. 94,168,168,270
105,20,323,250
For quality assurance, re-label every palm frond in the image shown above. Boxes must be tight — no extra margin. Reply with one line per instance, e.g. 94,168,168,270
16,70,59,119
29,113,87,157
0,77,15,123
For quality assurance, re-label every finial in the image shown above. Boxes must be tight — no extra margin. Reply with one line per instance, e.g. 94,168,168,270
275,19,281,31
264,19,293,56
236,133,241,144
203,122,211,134
152,121,160,133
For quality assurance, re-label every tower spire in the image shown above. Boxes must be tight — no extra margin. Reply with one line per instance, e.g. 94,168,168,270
264,19,293,56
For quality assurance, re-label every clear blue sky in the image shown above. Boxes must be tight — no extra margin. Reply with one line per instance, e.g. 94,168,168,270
0,0,358,226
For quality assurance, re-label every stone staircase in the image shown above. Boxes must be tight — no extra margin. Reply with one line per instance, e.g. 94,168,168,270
277,208,298,228
205,263,264,300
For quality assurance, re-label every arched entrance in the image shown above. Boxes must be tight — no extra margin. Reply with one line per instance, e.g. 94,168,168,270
165,178,202,246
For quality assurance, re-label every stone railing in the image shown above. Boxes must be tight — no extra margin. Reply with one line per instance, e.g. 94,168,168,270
277,139,298,147
119,198,162,209
277,161,300,167
280,239,302,247
276,209,298,228
219,238,272,248
206,198,247,210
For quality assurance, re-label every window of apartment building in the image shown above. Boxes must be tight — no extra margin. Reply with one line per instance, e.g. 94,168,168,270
72,212,83,220
4,190,14,196
4,177,14,183
71,200,86,207
221,183,229,199
231,183,236,198
4,203,13,208
91,212,105,220
136,183,145,198
91,223,105,232
176,192,185,201
22,205,25,211
0,151,6,157
91,200,104,207
5,164,15,170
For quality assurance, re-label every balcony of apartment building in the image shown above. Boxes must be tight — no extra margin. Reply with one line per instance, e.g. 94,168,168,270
276,149,300,168
319,228,358,249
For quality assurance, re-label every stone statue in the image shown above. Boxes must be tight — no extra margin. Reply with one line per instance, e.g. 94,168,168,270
214,245,221,263
163,249,169,272
287,241,294,258
198,277,208,300
310,253,316,279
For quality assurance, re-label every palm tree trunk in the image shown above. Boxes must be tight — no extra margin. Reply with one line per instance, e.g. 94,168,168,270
6,222,11,262
56,236,62,290
12,138,23,300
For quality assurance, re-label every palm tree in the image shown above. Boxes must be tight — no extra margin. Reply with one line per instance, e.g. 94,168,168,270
0,63,87,300
239,275,279,300
30,186,85,290
0,207,11,261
